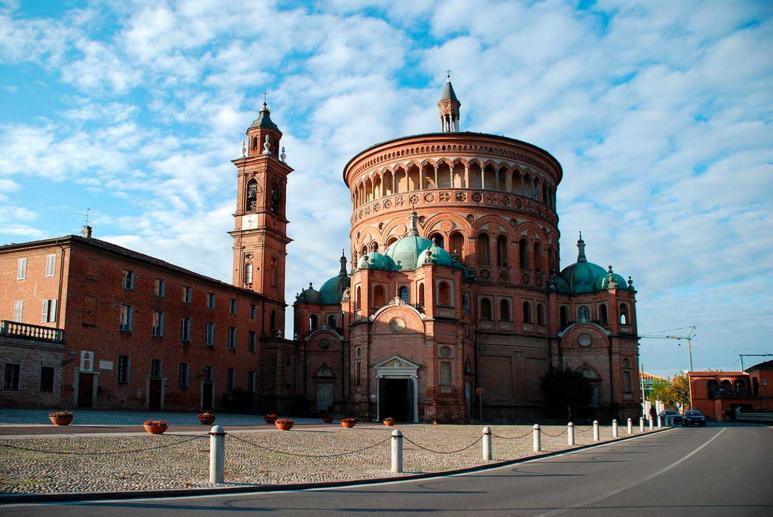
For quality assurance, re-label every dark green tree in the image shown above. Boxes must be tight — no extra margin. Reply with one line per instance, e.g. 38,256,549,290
540,366,593,420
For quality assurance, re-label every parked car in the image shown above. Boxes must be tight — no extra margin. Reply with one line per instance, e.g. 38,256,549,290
659,410,682,425
681,410,707,427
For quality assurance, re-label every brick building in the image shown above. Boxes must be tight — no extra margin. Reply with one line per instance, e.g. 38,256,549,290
294,79,641,422
688,361,773,421
0,101,296,412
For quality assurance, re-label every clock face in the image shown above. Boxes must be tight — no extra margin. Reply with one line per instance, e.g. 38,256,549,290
243,214,258,230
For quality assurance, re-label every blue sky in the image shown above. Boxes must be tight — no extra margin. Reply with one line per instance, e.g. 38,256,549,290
1,0,771,377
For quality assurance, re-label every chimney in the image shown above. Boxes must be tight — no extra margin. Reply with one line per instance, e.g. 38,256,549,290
82,225,93,239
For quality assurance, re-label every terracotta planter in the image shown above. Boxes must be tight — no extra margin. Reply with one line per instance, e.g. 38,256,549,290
264,414,278,424
49,414,73,426
143,422,168,435
275,419,294,431
321,415,333,423
198,413,216,425
340,419,357,428
383,419,395,427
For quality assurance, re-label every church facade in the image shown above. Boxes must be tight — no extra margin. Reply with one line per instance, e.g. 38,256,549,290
293,80,641,422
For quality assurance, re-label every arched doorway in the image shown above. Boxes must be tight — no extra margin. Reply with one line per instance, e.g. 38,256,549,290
314,365,335,412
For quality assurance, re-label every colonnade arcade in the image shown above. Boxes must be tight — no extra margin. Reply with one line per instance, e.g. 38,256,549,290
351,159,557,209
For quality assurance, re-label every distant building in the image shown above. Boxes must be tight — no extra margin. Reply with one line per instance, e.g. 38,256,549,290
688,361,773,421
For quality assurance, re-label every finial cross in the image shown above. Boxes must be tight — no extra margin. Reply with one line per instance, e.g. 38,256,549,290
263,90,268,105
446,69,452,80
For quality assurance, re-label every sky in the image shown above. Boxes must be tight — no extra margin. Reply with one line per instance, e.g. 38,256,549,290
0,0,771,377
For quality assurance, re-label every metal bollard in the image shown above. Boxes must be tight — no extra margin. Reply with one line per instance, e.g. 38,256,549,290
627,417,633,435
209,425,225,484
567,422,575,446
391,429,403,473
648,418,654,431
657,415,662,429
482,426,493,461
533,424,541,452
593,420,599,441
612,419,619,438
640,418,645,432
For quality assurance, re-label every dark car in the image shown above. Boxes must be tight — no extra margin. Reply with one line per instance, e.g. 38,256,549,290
659,410,682,425
682,410,707,427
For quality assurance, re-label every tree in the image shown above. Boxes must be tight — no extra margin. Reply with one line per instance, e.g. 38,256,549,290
668,373,690,408
540,366,593,420
649,378,676,408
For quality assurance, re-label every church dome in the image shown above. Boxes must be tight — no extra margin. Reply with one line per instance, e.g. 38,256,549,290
296,283,320,304
414,241,455,268
357,251,396,271
385,234,431,271
319,274,350,305
559,234,633,294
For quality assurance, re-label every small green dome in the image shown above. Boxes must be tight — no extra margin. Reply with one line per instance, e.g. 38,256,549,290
296,283,320,304
558,234,633,294
357,251,396,271
415,241,455,268
385,235,431,271
319,274,350,305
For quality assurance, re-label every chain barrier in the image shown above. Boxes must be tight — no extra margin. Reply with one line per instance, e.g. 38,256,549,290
491,429,533,440
228,433,391,458
0,435,205,456
574,426,595,434
539,428,568,437
402,435,482,455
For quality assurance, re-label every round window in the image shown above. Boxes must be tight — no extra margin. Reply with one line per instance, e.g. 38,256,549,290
319,338,331,350
389,318,406,333
577,334,592,347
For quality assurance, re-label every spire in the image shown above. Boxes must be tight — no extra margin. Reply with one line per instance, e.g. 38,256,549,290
408,209,419,236
249,101,280,132
437,72,461,132
577,231,587,263
339,249,347,276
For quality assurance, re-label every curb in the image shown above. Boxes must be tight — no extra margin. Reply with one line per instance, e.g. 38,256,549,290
0,427,672,505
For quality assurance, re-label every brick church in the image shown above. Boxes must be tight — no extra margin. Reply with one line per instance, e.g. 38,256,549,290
0,79,641,422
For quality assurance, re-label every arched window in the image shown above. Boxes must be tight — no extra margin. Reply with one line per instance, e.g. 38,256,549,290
355,286,361,310
500,299,511,321
707,380,720,399
246,179,257,211
387,236,398,247
578,305,590,322
270,257,278,287
480,298,492,320
399,286,409,304
327,314,336,329
270,310,277,332
477,234,490,265
438,282,451,306
720,380,734,397
560,306,568,328
373,285,386,308
361,245,368,257
418,283,425,307
519,238,528,269
533,242,542,272
619,303,629,324
735,380,747,395
450,232,465,261
270,183,281,214
522,301,532,323
599,304,608,325
430,233,444,249
244,262,253,285
370,242,379,252
251,137,258,151
309,314,318,332
537,303,545,325
496,235,508,266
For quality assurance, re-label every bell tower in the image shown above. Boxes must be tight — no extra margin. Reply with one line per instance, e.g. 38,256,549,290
438,72,461,132
231,100,292,328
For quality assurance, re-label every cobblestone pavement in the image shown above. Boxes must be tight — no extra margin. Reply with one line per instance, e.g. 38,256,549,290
0,423,657,495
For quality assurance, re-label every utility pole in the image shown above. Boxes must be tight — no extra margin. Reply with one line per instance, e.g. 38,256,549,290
739,353,773,371
640,326,697,410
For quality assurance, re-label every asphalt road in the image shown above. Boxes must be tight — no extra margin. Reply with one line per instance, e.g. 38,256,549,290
4,424,772,516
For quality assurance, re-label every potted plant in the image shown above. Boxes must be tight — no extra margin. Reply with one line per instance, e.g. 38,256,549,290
49,411,73,426
383,417,395,427
321,412,334,423
264,413,278,424
340,417,357,428
198,412,216,425
143,419,168,435
275,418,294,431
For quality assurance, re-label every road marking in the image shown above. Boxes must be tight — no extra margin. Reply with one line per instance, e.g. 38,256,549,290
534,428,727,517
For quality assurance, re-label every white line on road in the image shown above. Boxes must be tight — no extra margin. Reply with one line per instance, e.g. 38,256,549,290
534,428,728,517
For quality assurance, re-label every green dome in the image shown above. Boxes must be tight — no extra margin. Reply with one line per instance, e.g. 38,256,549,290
319,274,350,305
357,251,397,271
558,234,634,294
415,241,455,268
296,283,320,304
385,234,432,271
